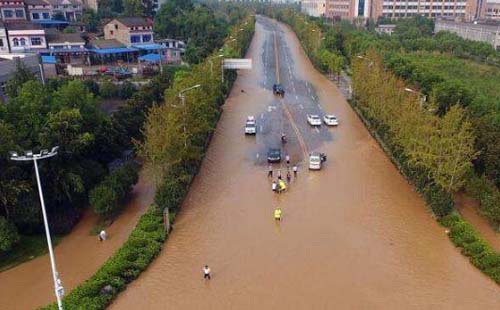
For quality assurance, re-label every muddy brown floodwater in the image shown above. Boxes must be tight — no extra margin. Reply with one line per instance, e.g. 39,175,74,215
0,172,154,310
109,17,500,309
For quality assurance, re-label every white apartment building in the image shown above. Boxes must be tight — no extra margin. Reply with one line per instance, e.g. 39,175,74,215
301,0,327,17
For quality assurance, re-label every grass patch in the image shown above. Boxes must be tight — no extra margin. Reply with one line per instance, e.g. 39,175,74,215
0,235,60,272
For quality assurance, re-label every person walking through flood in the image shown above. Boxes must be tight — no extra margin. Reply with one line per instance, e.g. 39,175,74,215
274,207,282,221
203,265,211,280
272,180,277,192
293,165,298,177
286,170,291,183
285,154,290,165
98,230,107,241
268,164,273,177
277,169,282,180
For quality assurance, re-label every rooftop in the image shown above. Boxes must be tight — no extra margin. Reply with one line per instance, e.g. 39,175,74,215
90,38,125,49
24,0,49,5
46,30,85,44
114,17,153,27
5,22,43,31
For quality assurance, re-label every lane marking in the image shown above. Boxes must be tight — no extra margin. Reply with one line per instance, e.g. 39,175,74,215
311,95,315,100
260,113,264,119
256,153,260,158
299,104,304,109
273,31,280,84
260,125,263,132
315,127,320,134
295,95,298,100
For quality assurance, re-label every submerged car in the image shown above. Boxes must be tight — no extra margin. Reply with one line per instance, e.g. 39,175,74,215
309,152,327,170
245,116,256,135
323,114,339,126
307,114,322,126
267,148,282,163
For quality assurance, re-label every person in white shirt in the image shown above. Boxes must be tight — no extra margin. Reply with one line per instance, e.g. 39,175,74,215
99,230,107,241
203,265,211,280
293,165,298,177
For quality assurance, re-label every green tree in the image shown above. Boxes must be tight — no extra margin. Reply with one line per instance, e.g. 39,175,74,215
4,59,36,98
122,0,144,17
0,216,20,252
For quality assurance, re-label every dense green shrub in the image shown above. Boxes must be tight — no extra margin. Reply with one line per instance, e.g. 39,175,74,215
0,217,20,252
99,80,118,99
422,184,454,217
89,163,139,216
440,213,500,285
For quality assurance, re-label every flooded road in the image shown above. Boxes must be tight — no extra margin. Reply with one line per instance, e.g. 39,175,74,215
110,17,500,309
0,172,154,310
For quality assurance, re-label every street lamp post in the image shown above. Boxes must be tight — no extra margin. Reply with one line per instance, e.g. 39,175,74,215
176,85,201,149
9,147,64,310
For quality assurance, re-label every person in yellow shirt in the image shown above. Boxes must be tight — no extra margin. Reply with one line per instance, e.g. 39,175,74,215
274,207,282,221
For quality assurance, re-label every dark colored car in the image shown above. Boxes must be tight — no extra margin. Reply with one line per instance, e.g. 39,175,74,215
267,148,282,163
272,84,285,97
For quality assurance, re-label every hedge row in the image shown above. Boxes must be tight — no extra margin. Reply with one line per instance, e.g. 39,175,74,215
440,213,500,284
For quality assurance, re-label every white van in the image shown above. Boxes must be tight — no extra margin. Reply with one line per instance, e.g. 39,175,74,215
309,152,322,170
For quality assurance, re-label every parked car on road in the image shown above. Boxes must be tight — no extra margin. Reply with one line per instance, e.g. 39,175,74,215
309,152,327,170
323,115,339,126
245,116,256,135
267,148,282,163
307,114,322,126
273,83,285,97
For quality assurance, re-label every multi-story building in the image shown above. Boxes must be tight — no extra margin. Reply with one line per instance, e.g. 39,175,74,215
104,17,154,47
0,0,27,21
483,0,500,19
301,0,327,17
435,19,500,49
25,0,52,21
326,0,477,21
5,21,47,52
46,0,83,21
0,21,8,52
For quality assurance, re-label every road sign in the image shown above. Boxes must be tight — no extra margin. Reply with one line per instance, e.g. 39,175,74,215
223,59,252,70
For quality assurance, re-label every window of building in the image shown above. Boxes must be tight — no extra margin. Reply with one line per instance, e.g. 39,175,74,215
12,38,19,46
31,37,42,46
15,9,24,18
20,38,26,46
42,12,49,19
110,30,114,35
3,10,13,18
142,34,152,42
32,12,40,19
115,24,118,29
130,35,141,43
72,5,77,8
63,5,68,8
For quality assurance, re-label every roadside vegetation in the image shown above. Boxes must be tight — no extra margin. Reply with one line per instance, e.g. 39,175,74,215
41,2,255,308
258,5,500,285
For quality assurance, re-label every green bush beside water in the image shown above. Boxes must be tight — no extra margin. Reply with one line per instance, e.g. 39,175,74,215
440,213,500,284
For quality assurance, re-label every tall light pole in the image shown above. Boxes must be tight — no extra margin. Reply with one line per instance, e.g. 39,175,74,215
176,85,201,149
10,147,64,310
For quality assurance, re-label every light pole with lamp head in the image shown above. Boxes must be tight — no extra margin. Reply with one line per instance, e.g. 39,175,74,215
175,85,201,148
9,147,64,310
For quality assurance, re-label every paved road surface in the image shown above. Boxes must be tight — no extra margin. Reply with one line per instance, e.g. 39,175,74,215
108,17,500,309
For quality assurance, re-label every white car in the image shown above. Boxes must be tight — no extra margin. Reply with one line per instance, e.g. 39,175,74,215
307,114,322,126
309,152,322,170
323,114,339,126
245,116,256,135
